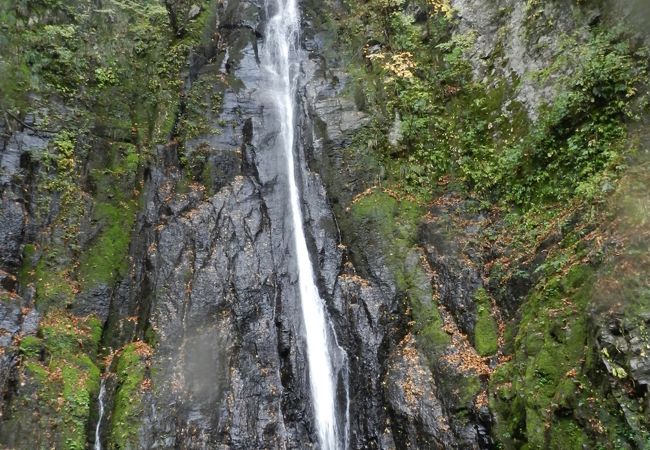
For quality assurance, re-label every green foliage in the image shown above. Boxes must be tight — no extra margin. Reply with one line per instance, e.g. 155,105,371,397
496,30,645,205
51,130,76,173
337,0,647,208
1,0,213,147
94,67,118,88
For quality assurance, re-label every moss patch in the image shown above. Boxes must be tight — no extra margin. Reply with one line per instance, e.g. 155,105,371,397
19,335,42,359
489,260,637,448
345,190,450,353
473,288,498,356
107,341,152,449
12,312,102,450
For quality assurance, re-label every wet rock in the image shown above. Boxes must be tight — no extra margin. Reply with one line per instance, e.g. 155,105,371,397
73,284,112,323
0,297,22,415
136,175,311,448
187,4,201,20
419,207,483,336
0,193,25,272
1,128,48,185
20,308,40,336
0,270,16,292
385,335,457,449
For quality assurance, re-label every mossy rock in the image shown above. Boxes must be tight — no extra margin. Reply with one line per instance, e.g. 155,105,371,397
12,313,103,449
474,288,498,356
107,341,151,449
548,419,589,449
347,191,450,353
19,335,42,359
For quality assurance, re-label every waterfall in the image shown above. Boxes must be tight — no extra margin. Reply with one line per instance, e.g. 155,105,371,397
94,377,107,450
262,1,348,448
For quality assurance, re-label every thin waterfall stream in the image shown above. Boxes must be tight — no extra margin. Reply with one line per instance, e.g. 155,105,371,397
94,377,106,450
262,0,349,448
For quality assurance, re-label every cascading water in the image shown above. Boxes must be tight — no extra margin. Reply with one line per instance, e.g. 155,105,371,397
262,1,348,448
94,377,107,450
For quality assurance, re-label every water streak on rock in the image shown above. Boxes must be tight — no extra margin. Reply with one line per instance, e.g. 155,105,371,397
262,0,348,448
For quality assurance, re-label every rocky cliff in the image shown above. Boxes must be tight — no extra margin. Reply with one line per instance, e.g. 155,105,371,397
0,0,649,449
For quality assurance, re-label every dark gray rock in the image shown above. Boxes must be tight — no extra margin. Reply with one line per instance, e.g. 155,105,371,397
420,214,483,337
0,193,25,272
0,297,22,420
385,334,457,449
0,270,16,292
73,284,113,323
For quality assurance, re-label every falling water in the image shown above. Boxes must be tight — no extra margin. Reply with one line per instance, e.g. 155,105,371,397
262,0,348,448
94,377,107,450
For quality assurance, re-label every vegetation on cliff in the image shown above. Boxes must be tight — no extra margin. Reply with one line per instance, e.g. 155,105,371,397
0,0,214,446
323,0,650,447
1,0,648,447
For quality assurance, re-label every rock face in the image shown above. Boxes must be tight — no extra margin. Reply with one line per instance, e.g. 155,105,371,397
0,116,47,424
0,0,489,446
140,178,306,448
451,0,649,118
8,0,648,448
93,0,477,448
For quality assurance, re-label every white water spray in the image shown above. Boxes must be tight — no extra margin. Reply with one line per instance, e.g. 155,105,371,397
262,1,348,448
94,377,107,450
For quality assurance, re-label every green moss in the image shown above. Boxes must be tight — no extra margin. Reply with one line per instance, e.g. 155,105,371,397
16,313,102,449
17,243,36,287
345,190,451,357
108,342,150,449
78,200,137,287
474,288,498,356
458,374,482,408
549,419,589,449
489,257,640,448
41,313,101,356
79,142,140,288
33,257,75,309
58,361,101,450
23,361,49,382
416,303,451,352
19,335,43,359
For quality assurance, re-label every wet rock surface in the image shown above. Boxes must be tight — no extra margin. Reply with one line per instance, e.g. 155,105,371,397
138,178,307,448
7,0,646,449
0,119,49,427
98,0,478,446
0,0,487,447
